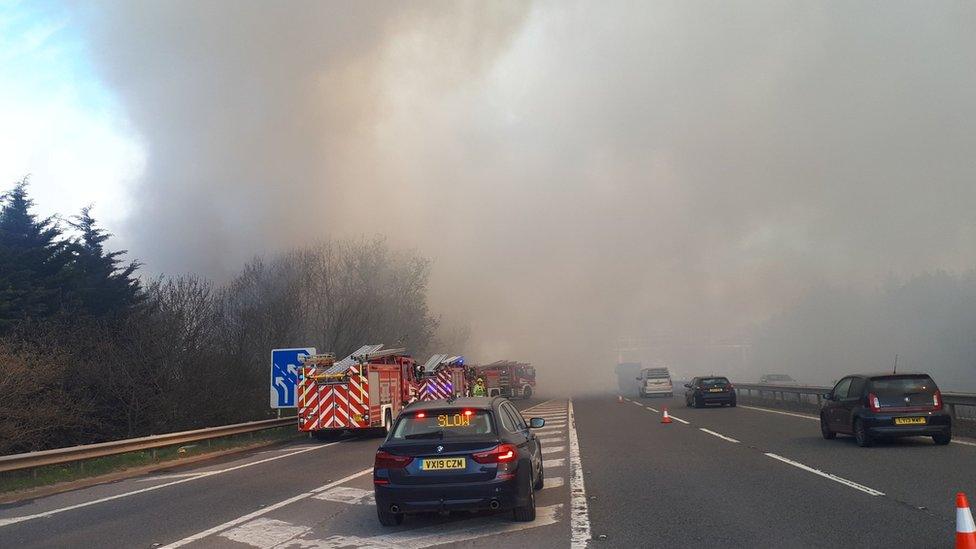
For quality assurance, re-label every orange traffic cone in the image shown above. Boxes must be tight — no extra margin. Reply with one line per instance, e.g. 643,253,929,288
661,408,673,424
958,492,976,549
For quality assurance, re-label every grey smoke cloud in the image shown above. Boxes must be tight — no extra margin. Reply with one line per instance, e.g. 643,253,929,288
75,1,976,392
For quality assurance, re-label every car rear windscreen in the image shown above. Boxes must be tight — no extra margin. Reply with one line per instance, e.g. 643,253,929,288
869,375,938,407
700,377,729,386
390,409,494,440
644,371,670,379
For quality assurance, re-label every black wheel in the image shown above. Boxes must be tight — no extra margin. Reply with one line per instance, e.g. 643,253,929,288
377,506,404,527
933,430,952,445
523,385,533,399
513,468,536,522
820,415,835,439
533,461,544,490
694,396,704,408
854,418,872,447
685,397,691,407
729,398,737,408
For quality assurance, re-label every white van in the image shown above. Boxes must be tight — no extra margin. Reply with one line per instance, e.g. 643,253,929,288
637,367,673,398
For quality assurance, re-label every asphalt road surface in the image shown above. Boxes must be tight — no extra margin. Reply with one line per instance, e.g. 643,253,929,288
1,394,973,548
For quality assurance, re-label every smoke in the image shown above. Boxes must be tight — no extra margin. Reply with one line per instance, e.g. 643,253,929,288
75,2,976,393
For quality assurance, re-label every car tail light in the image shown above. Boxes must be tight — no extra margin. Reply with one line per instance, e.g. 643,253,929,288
374,450,413,469
933,390,943,411
727,383,734,390
867,392,881,412
471,444,518,464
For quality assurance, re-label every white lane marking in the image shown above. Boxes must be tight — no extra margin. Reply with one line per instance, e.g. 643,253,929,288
220,517,309,548
162,467,372,548
539,436,565,444
534,413,568,419
631,401,643,407
542,446,566,455
667,414,690,425
739,405,818,421
953,439,976,447
645,406,660,413
568,399,592,548
699,428,740,443
535,424,567,433
764,453,885,496
0,443,342,529
307,504,562,548
520,399,557,412
544,458,566,468
312,486,374,505
543,476,565,489
135,472,206,482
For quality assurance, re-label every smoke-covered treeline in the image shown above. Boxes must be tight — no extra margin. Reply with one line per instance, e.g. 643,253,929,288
0,182,438,455
753,273,976,391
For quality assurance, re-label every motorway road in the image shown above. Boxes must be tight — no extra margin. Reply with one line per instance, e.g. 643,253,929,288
1,394,973,548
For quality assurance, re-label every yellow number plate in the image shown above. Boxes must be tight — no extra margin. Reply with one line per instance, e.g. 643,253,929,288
709,388,724,392
421,458,466,470
894,417,927,425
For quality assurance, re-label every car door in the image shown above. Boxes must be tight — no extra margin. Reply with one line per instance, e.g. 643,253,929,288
839,376,866,431
686,377,698,402
503,402,538,467
827,377,852,431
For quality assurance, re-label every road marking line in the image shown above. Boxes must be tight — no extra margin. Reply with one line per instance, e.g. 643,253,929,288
519,399,557,412
306,504,563,548
220,517,309,548
764,453,884,496
543,458,565,468
953,439,976,447
699,428,740,443
568,399,592,548
539,436,565,444
667,414,690,425
135,472,206,482
162,467,372,548
543,476,565,489
739,405,818,421
645,406,659,413
542,445,565,455
631,401,643,407
312,486,374,505
0,442,344,529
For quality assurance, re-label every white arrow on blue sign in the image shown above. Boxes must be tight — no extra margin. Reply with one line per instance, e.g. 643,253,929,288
271,347,316,409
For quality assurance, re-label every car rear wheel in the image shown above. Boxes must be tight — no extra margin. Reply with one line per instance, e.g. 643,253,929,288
820,415,835,439
933,430,952,446
533,461,544,490
513,470,537,522
377,506,404,527
854,418,872,447
729,397,736,408
312,429,342,441
523,385,533,399
694,396,704,408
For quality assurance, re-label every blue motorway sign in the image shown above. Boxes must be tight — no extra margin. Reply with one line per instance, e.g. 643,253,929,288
271,347,315,409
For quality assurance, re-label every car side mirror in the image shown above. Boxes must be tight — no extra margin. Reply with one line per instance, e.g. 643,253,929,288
822,393,832,401
683,383,692,388
529,417,546,429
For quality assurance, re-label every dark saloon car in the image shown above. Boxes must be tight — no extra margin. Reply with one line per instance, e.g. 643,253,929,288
372,396,546,526
684,376,737,408
819,373,951,447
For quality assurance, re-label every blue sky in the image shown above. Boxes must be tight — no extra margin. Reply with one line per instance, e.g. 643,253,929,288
0,0,141,233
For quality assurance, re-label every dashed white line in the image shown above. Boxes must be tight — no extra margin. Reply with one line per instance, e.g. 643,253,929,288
543,458,565,468
631,401,643,407
568,399,591,548
667,414,690,425
953,439,976,447
645,406,659,413
764,453,885,496
542,446,565,455
0,442,344,529
699,428,740,443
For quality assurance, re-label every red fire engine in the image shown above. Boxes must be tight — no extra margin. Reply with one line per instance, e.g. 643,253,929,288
473,360,536,399
297,346,470,439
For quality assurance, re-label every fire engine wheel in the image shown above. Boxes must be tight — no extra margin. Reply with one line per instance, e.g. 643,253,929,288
522,386,533,399
312,430,342,441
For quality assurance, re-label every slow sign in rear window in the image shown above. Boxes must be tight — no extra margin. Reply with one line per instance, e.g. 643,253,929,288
391,409,494,440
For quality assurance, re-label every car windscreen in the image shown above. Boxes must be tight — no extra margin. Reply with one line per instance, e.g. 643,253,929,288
644,371,670,379
390,409,494,440
699,377,729,387
869,376,938,407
